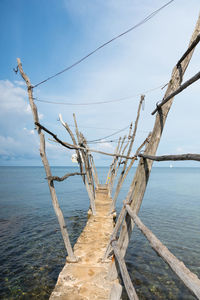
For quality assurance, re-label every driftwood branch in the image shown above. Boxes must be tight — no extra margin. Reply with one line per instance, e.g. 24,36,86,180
110,15,200,282
113,135,127,186
89,154,99,186
177,33,200,67
35,122,75,149
126,204,200,299
109,137,122,191
59,114,78,147
152,70,200,115
139,153,200,162
48,136,136,160
48,172,85,182
73,114,96,215
17,58,77,262
111,240,139,300
103,133,151,261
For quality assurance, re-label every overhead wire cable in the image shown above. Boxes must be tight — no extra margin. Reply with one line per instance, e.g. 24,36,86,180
32,0,174,88
33,82,168,106
87,125,130,143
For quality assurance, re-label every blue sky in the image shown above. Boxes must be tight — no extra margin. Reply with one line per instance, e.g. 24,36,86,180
0,0,200,166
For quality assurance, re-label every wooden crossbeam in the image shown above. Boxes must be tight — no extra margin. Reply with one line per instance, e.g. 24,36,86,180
17,58,77,262
38,122,135,160
177,33,200,67
139,153,200,162
152,70,200,115
111,240,139,300
47,172,85,182
125,204,200,299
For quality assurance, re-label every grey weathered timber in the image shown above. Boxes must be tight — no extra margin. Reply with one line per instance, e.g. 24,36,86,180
111,132,152,213
73,114,96,215
111,240,139,300
116,13,200,265
152,69,200,115
106,123,132,185
80,132,95,197
109,283,122,300
17,58,77,262
126,204,200,299
103,133,151,261
46,128,136,160
112,96,144,209
112,135,127,186
48,172,85,182
59,113,95,206
106,137,121,186
109,137,122,191
139,153,200,162
59,113,84,174
89,154,99,187
177,33,200,67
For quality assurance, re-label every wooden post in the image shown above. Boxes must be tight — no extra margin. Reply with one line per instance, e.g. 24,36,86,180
73,114,96,215
17,58,77,262
117,13,200,262
103,133,151,261
80,132,95,196
139,153,200,162
112,96,144,210
89,154,99,187
126,204,200,299
111,135,127,189
109,137,122,192
59,113,84,175
111,240,139,300
106,137,121,185
152,69,200,115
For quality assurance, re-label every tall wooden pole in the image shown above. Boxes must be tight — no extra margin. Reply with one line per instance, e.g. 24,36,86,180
73,114,96,214
111,95,144,210
17,58,77,262
117,13,200,259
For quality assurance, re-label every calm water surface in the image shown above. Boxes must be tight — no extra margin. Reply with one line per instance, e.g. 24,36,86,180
0,166,199,299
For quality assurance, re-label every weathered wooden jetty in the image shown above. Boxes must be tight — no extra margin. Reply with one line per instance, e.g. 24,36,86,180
16,12,200,300
50,184,120,300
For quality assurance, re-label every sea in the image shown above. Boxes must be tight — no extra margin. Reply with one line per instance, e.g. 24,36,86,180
0,166,199,300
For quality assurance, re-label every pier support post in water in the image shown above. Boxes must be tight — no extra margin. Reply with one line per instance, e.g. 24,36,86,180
17,58,77,262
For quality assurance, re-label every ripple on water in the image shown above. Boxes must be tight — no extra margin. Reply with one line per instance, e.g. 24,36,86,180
0,167,200,299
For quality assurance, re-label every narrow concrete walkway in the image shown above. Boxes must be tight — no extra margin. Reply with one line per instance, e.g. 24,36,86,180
50,185,120,300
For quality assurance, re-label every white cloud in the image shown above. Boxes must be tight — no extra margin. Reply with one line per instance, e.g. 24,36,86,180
14,80,26,87
0,80,30,115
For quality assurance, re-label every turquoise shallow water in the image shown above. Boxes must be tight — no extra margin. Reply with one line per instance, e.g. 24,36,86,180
0,166,199,299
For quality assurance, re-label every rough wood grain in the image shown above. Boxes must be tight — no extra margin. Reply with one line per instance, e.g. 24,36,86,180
112,96,144,209
152,69,200,115
126,204,200,299
103,133,151,261
17,58,77,261
73,114,96,215
89,154,99,187
117,13,200,264
109,137,122,191
109,283,122,300
48,172,85,182
139,153,200,162
112,240,139,300
177,33,200,67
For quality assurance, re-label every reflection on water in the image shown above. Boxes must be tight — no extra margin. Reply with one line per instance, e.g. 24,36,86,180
0,167,199,299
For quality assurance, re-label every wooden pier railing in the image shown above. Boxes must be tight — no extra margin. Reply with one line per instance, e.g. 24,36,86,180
16,11,200,300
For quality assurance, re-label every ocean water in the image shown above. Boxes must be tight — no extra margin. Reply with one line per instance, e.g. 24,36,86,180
0,166,199,300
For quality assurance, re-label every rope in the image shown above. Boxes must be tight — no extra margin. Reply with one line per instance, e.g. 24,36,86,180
32,0,174,88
